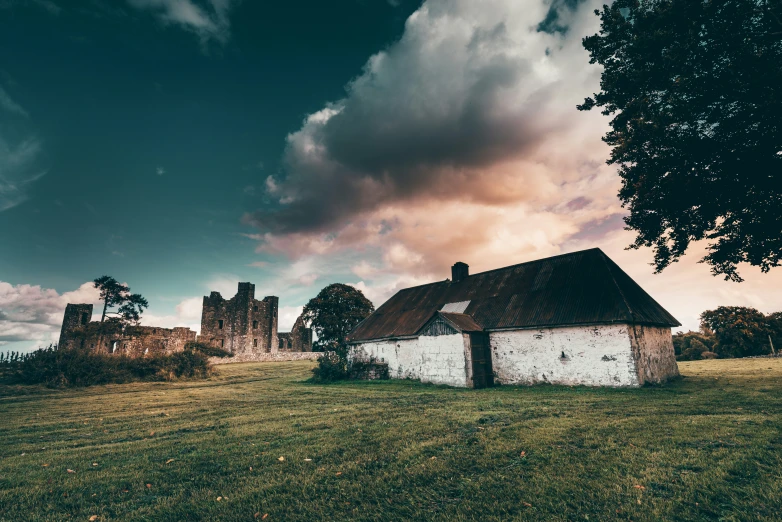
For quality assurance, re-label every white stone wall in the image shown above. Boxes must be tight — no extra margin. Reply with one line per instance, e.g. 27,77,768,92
490,324,640,387
628,325,680,384
352,334,470,387
352,323,679,388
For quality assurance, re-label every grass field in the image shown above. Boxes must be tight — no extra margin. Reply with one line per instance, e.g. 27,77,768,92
1,358,780,521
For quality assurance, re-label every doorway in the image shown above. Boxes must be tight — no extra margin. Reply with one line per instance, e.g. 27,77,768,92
469,332,493,389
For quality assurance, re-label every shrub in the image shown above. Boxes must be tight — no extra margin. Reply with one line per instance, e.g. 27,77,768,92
184,341,233,358
152,350,210,380
673,331,717,361
311,350,349,382
311,348,389,382
2,344,212,388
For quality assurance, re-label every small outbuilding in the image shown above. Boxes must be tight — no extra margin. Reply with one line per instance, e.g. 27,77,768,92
347,248,680,388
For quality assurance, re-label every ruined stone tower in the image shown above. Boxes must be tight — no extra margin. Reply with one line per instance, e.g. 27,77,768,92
60,303,93,341
199,282,312,355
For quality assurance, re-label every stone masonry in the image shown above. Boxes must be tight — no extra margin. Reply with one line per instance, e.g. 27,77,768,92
277,314,313,352
58,282,312,357
58,303,197,356
199,282,312,355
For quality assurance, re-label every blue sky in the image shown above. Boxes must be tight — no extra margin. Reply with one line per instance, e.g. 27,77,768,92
2,0,782,352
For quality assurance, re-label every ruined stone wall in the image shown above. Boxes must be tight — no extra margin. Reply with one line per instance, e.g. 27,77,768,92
351,334,470,387
490,324,639,387
58,280,311,359
109,326,196,357
628,325,680,384
199,283,277,355
58,310,197,357
277,315,313,352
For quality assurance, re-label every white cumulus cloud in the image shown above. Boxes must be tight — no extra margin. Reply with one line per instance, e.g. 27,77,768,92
0,282,101,348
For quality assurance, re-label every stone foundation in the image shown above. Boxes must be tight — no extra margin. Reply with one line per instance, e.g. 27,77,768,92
349,361,389,380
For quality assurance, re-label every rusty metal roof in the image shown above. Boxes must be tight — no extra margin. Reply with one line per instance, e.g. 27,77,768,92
348,248,680,342
439,312,483,332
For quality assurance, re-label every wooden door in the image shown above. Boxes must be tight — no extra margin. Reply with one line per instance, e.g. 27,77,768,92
469,332,493,389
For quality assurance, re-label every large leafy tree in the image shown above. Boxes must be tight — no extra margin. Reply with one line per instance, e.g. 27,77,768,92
700,306,774,357
579,0,782,282
93,276,149,326
301,283,375,352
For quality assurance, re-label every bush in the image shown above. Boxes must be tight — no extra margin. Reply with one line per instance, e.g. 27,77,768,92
311,351,349,382
673,331,717,361
184,341,233,358
1,345,212,388
310,348,389,382
152,350,211,380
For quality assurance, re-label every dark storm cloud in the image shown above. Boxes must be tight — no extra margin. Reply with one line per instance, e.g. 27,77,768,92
245,0,597,237
537,0,589,35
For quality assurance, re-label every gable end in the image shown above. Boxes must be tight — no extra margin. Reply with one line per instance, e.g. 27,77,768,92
419,315,459,336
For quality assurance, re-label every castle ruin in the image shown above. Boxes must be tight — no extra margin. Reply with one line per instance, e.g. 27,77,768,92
58,282,312,356
199,282,312,354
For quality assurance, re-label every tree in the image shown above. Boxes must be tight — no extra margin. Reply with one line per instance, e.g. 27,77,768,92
767,311,782,354
93,276,149,326
301,283,375,352
672,330,716,360
700,306,773,358
579,0,782,282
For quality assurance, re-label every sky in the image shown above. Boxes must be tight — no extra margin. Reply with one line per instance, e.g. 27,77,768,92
2,0,782,353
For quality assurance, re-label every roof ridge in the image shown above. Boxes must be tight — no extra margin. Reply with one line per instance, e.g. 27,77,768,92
395,248,604,291
460,248,603,280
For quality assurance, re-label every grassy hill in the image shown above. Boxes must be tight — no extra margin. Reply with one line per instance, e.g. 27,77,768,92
1,358,780,521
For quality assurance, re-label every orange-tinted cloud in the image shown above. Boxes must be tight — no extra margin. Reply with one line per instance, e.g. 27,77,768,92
244,0,782,328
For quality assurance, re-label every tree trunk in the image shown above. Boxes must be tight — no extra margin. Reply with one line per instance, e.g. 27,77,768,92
100,299,108,323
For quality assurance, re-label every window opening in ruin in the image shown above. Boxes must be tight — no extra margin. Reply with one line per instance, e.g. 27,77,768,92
111,341,118,353
253,320,258,329
81,312,89,325
561,351,567,359
220,339,224,347
253,306,258,312
279,338,283,348
218,319,224,329
253,339,258,347
144,348,148,355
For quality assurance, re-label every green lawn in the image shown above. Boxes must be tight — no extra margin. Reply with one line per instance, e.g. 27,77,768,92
1,359,780,521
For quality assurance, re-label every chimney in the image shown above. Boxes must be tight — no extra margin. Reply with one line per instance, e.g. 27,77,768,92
451,262,469,283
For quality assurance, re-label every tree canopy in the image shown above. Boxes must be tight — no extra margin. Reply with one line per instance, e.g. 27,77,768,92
579,0,782,282
301,283,375,352
672,330,717,360
93,275,149,326
700,305,780,358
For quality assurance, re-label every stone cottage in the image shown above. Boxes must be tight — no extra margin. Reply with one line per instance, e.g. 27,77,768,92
347,248,680,388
